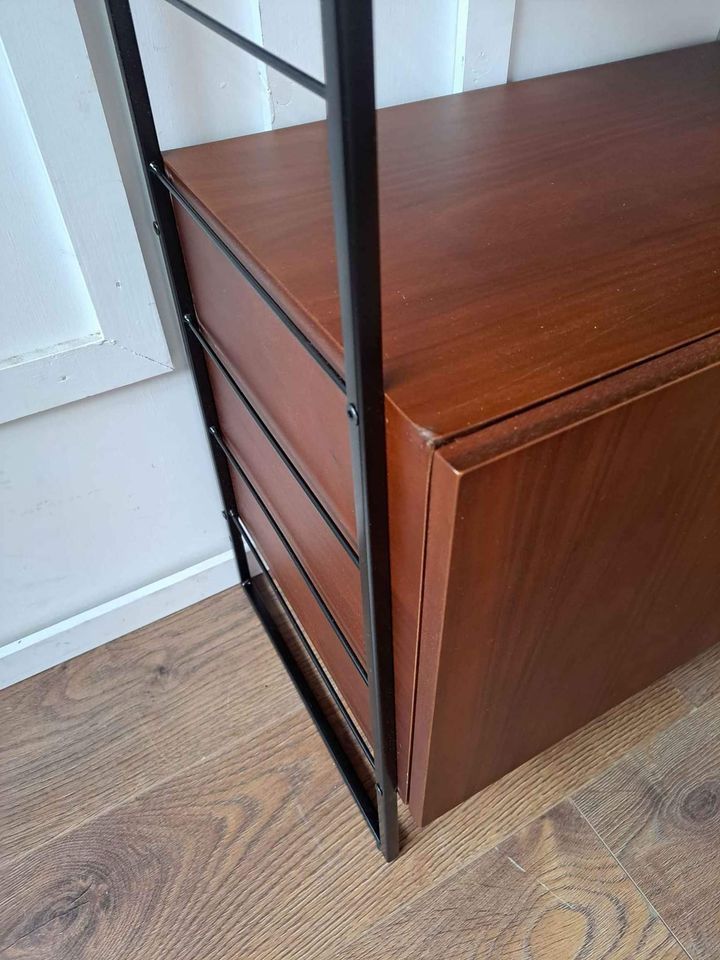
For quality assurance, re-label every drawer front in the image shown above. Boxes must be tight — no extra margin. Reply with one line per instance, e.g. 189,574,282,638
411,354,720,825
228,469,370,740
175,203,356,545
208,363,365,668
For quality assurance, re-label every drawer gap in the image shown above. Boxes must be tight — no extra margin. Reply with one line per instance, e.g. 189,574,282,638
233,511,373,767
211,426,368,683
186,313,358,564
240,556,380,839
151,162,346,391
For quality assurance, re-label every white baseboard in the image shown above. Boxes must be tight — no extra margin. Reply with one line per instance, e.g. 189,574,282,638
0,551,240,689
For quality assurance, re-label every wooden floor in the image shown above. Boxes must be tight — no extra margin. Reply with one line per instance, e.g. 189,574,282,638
2,587,719,959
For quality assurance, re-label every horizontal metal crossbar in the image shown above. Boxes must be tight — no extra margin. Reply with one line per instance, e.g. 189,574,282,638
231,511,374,767
150,162,346,391
185,314,357,562
161,0,326,98
210,426,368,683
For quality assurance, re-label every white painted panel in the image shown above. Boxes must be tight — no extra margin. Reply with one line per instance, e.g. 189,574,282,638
0,336,173,424
0,1,261,672
259,0,459,128
0,37,97,362
131,0,271,148
0,0,239,667
509,0,720,81
0,0,172,423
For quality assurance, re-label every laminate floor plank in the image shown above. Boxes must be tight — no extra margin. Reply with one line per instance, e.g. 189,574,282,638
1,590,718,959
0,588,300,869
668,642,720,710
0,714,368,960
575,695,720,960
0,717,688,960
324,800,687,960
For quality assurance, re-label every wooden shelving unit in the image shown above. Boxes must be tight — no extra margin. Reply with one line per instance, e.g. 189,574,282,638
107,0,720,859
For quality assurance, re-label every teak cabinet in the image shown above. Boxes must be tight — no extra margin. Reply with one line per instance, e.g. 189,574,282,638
165,44,720,827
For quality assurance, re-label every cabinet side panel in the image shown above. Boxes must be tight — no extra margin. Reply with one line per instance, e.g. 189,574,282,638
413,361,720,825
407,453,461,823
386,402,435,798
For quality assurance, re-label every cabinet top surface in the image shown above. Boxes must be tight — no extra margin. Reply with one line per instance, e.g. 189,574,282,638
165,44,720,441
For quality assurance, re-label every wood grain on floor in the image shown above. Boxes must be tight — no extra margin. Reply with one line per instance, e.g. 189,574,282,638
333,801,688,960
576,697,720,960
0,591,299,869
1,585,718,959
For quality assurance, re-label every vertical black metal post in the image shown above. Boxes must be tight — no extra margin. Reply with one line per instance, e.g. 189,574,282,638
103,0,398,859
320,0,399,860
102,0,249,584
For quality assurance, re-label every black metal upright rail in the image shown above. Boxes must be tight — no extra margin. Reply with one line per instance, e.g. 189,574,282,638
103,0,399,859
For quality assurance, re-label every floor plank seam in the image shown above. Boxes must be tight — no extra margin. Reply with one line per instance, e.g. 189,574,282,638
569,797,696,960
319,820,548,958
561,685,708,811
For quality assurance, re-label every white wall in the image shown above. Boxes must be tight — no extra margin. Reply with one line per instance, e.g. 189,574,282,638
2,0,719,686
509,0,720,81
0,0,270,684
259,0,720,126
259,0,461,127
134,0,271,149
1,369,227,638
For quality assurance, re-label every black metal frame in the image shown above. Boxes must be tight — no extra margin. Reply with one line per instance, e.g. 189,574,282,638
104,0,399,859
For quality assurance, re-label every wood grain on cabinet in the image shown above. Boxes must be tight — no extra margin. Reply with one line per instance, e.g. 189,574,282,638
174,205,429,795
229,469,372,740
166,43,720,443
173,202,356,543
210,365,364,662
410,352,720,825
164,42,720,826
